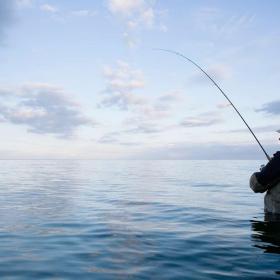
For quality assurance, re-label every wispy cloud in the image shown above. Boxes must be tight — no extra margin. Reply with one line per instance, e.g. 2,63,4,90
119,141,142,146
99,61,185,140
217,102,231,109
103,60,145,91
16,0,33,8
108,0,155,27
97,131,142,146
39,4,97,21
71,9,97,17
193,6,255,37
107,0,167,47
99,60,146,110
124,121,163,134
154,91,183,111
256,100,280,115
228,125,279,134
40,3,58,13
131,90,184,121
190,63,232,85
181,111,222,127
98,132,120,144
122,32,138,48
0,83,93,138
108,0,143,16
99,92,147,110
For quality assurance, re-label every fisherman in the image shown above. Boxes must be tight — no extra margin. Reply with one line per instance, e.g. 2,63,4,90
250,130,280,213
156,49,279,212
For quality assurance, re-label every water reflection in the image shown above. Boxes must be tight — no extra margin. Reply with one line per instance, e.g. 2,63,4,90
251,213,280,254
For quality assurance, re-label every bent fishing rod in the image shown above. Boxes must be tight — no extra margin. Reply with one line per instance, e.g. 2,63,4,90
154,48,271,161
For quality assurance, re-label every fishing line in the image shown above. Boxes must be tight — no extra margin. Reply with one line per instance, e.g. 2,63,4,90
154,48,270,161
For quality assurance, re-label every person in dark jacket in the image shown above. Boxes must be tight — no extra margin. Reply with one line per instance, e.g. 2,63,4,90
250,131,280,193
250,131,280,214
253,151,280,192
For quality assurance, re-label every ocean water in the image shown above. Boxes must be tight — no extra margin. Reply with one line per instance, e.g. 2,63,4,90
0,160,279,279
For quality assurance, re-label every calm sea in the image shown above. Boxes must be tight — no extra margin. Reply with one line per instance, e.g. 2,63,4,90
0,160,279,279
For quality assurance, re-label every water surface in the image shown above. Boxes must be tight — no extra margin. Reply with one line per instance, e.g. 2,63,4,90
0,160,279,279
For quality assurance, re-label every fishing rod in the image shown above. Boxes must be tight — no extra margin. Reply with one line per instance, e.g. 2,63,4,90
154,48,271,161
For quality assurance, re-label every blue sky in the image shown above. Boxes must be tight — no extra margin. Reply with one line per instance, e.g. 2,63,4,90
0,0,279,159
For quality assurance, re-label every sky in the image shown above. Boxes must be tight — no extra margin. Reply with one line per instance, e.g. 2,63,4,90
0,0,279,160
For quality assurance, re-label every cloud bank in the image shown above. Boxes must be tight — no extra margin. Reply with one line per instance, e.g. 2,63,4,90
0,83,93,138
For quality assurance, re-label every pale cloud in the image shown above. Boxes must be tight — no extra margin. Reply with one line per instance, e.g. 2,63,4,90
181,111,222,127
40,4,97,20
0,87,14,97
208,64,232,80
217,102,231,109
193,6,255,37
107,0,166,47
123,32,138,48
139,7,154,27
131,90,184,122
99,61,182,119
190,63,232,85
155,91,183,111
181,117,220,127
98,132,120,144
99,60,146,110
228,125,279,134
103,60,145,90
16,0,33,7
100,62,186,145
136,105,170,120
108,0,144,16
71,10,97,17
119,141,142,146
124,121,163,134
219,14,256,36
99,92,147,110
97,117,168,148
0,83,93,138
40,4,58,13
256,100,280,115
16,0,34,7
97,130,143,146
193,7,220,33
132,94,182,121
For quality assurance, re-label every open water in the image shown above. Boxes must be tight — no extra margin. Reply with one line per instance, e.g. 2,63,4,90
0,160,279,279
